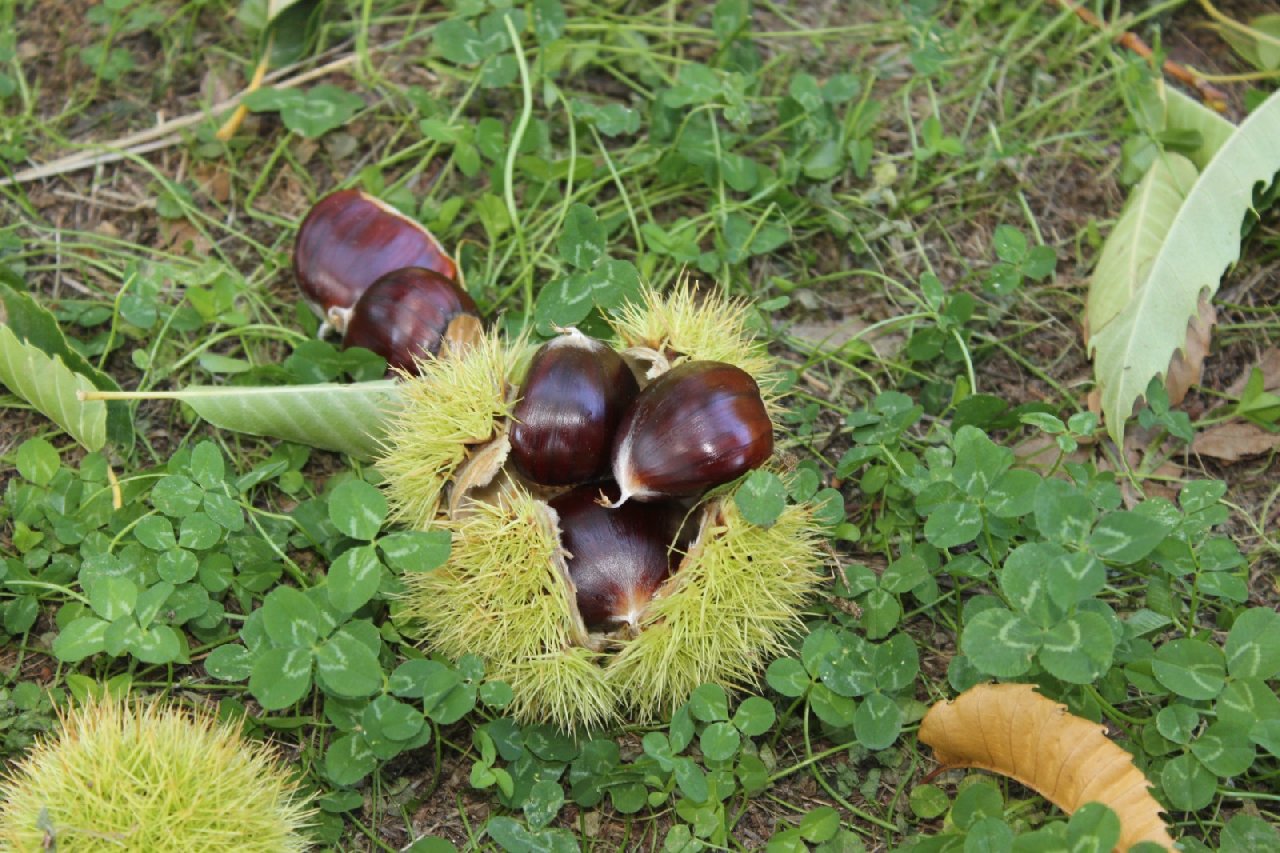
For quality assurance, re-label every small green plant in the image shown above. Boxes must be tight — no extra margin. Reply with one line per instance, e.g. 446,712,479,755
242,85,366,138
982,224,1057,295
767,624,921,750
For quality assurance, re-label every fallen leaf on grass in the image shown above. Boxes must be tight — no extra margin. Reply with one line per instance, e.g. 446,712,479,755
1087,223,1216,417
0,324,107,451
1192,421,1280,462
1084,296,1216,419
1087,89,1280,446
919,683,1174,852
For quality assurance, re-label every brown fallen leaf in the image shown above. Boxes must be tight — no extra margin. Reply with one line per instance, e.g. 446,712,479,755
1192,421,1280,462
195,163,232,204
919,683,1174,852
1226,347,1280,397
1165,295,1216,406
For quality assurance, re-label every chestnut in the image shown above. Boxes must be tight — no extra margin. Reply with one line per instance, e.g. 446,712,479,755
342,267,480,373
293,189,457,334
611,360,772,504
509,331,640,486
550,484,681,630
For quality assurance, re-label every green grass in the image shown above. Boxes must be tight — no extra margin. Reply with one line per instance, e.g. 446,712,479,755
2,0,1279,850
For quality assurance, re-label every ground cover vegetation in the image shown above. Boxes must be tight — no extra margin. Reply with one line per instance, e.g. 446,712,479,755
1,0,1278,850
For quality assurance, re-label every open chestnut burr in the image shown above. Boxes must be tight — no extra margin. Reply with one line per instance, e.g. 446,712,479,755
384,284,827,730
509,330,639,486
293,189,457,335
610,360,773,505
342,267,480,374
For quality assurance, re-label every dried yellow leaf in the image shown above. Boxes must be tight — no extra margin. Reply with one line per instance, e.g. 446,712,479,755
919,683,1174,852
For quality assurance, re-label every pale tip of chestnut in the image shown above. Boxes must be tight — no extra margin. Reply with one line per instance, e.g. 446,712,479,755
548,325,589,344
441,313,484,358
543,327,612,360
607,433,641,508
326,304,353,337
615,600,646,631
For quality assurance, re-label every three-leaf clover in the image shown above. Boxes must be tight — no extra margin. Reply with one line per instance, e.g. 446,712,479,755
983,224,1057,295
326,478,451,613
533,204,641,334
243,84,365,138
766,625,919,749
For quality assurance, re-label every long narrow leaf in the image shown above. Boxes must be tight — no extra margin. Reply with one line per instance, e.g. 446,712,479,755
0,324,107,450
145,381,403,460
1089,89,1280,444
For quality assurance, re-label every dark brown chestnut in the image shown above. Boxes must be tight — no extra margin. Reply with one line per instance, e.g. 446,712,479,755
509,330,640,486
550,484,681,630
611,360,772,504
342,267,480,373
293,189,457,334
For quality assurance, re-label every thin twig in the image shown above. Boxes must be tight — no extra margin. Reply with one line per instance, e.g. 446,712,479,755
1054,0,1230,112
0,51,360,188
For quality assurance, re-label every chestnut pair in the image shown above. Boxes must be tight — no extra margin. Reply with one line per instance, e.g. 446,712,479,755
293,189,479,372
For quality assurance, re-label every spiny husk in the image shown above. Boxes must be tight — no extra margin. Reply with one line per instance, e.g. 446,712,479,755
493,648,619,732
379,333,515,527
0,696,313,853
386,285,828,730
608,281,779,396
607,497,825,722
399,489,587,662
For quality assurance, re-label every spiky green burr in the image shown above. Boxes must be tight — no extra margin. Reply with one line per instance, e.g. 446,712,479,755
0,696,314,853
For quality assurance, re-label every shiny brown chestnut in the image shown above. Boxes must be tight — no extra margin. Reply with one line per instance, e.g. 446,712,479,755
293,189,457,334
342,267,480,374
510,330,640,486
550,484,681,630
611,360,772,505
